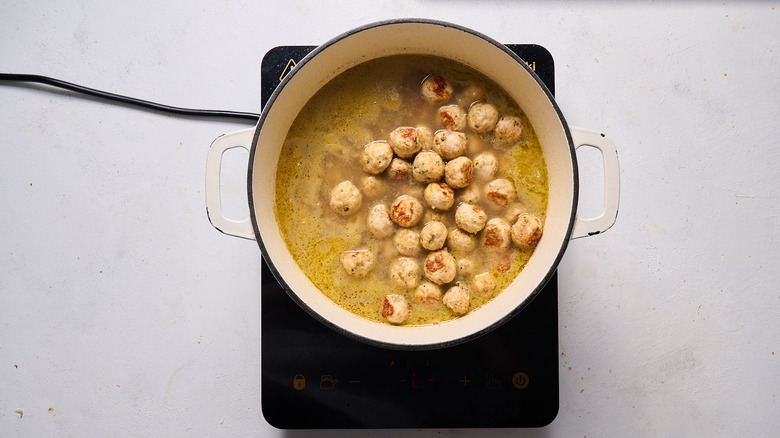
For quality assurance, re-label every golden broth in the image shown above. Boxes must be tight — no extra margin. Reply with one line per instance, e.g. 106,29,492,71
274,55,548,325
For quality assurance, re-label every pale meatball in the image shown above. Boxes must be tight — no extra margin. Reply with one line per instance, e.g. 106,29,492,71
455,203,487,233
459,82,486,105
340,250,374,277
433,130,468,160
394,229,421,256
443,283,471,315
421,74,453,105
448,228,477,253
414,281,442,306
438,104,467,131
367,204,394,238
423,249,457,285
457,184,481,205
467,102,499,134
416,126,434,150
504,202,529,224
493,115,524,147
483,218,512,251
390,195,424,227
485,178,517,209
388,127,423,158
329,181,362,216
361,175,386,198
390,257,421,289
382,294,410,324
444,156,473,189
387,158,412,182
473,272,497,296
511,213,543,247
412,151,444,183
423,182,455,211
473,153,498,182
361,141,393,174
420,221,448,251
457,258,474,276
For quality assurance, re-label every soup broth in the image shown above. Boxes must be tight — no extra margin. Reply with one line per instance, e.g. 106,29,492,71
274,55,548,325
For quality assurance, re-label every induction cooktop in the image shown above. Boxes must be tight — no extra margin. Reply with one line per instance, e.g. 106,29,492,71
260,44,559,429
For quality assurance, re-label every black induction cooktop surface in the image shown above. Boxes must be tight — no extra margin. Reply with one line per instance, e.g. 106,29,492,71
260,44,558,429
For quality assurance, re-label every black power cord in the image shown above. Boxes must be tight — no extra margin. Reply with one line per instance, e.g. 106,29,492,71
0,73,261,123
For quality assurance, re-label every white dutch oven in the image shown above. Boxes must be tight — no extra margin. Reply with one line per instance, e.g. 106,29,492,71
205,19,619,350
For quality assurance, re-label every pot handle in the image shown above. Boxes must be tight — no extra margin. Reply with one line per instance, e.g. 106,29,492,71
205,128,256,240
570,127,620,239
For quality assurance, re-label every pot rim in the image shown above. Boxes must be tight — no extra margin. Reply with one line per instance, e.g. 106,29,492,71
247,18,578,350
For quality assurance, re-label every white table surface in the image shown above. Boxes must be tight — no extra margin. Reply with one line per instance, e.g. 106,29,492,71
2,1,778,436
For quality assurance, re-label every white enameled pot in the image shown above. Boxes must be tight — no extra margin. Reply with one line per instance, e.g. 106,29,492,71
205,19,619,350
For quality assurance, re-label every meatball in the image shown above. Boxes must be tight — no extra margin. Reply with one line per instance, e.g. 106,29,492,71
367,204,394,238
457,184,481,205
473,272,497,296
394,229,421,256
438,104,467,131
485,178,517,209
443,283,471,315
390,257,421,289
444,156,473,189
467,102,499,134
473,153,498,182
382,294,410,324
511,213,543,247
340,249,374,277
504,202,529,224
329,181,362,216
420,221,448,251
433,129,468,160
459,82,486,105
387,158,412,182
412,150,444,183
361,140,393,174
414,281,442,306
423,182,455,211
416,126,434,150
483,218,512,251
423,249,457,285
457,257,474,275
455,203,487,233
421,74,453,105
388,127,423,158
361,175,386,198
448,228,477,253
493,115,524,147
390,195,424,227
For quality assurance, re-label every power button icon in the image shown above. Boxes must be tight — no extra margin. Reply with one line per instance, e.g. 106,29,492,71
512,371,530,390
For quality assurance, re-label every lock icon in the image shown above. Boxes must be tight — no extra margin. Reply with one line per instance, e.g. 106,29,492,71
293,374,306,391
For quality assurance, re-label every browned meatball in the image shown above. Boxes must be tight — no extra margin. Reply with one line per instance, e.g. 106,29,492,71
423,182,455,211
387,158,412,182
414,281,442,306
433,129,468,160
444,156,473,189
389,127,423,158
390,195,424,227
485,178,517,209
482,218,512,251
511,213,543,247
438,104,467,131
382,294,410,324
421,74,453,105
424,249,457,285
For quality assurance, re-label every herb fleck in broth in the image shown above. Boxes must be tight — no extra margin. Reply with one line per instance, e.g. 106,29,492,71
274,55,548,325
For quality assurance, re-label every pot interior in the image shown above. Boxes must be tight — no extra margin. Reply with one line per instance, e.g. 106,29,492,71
250,20,575,349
